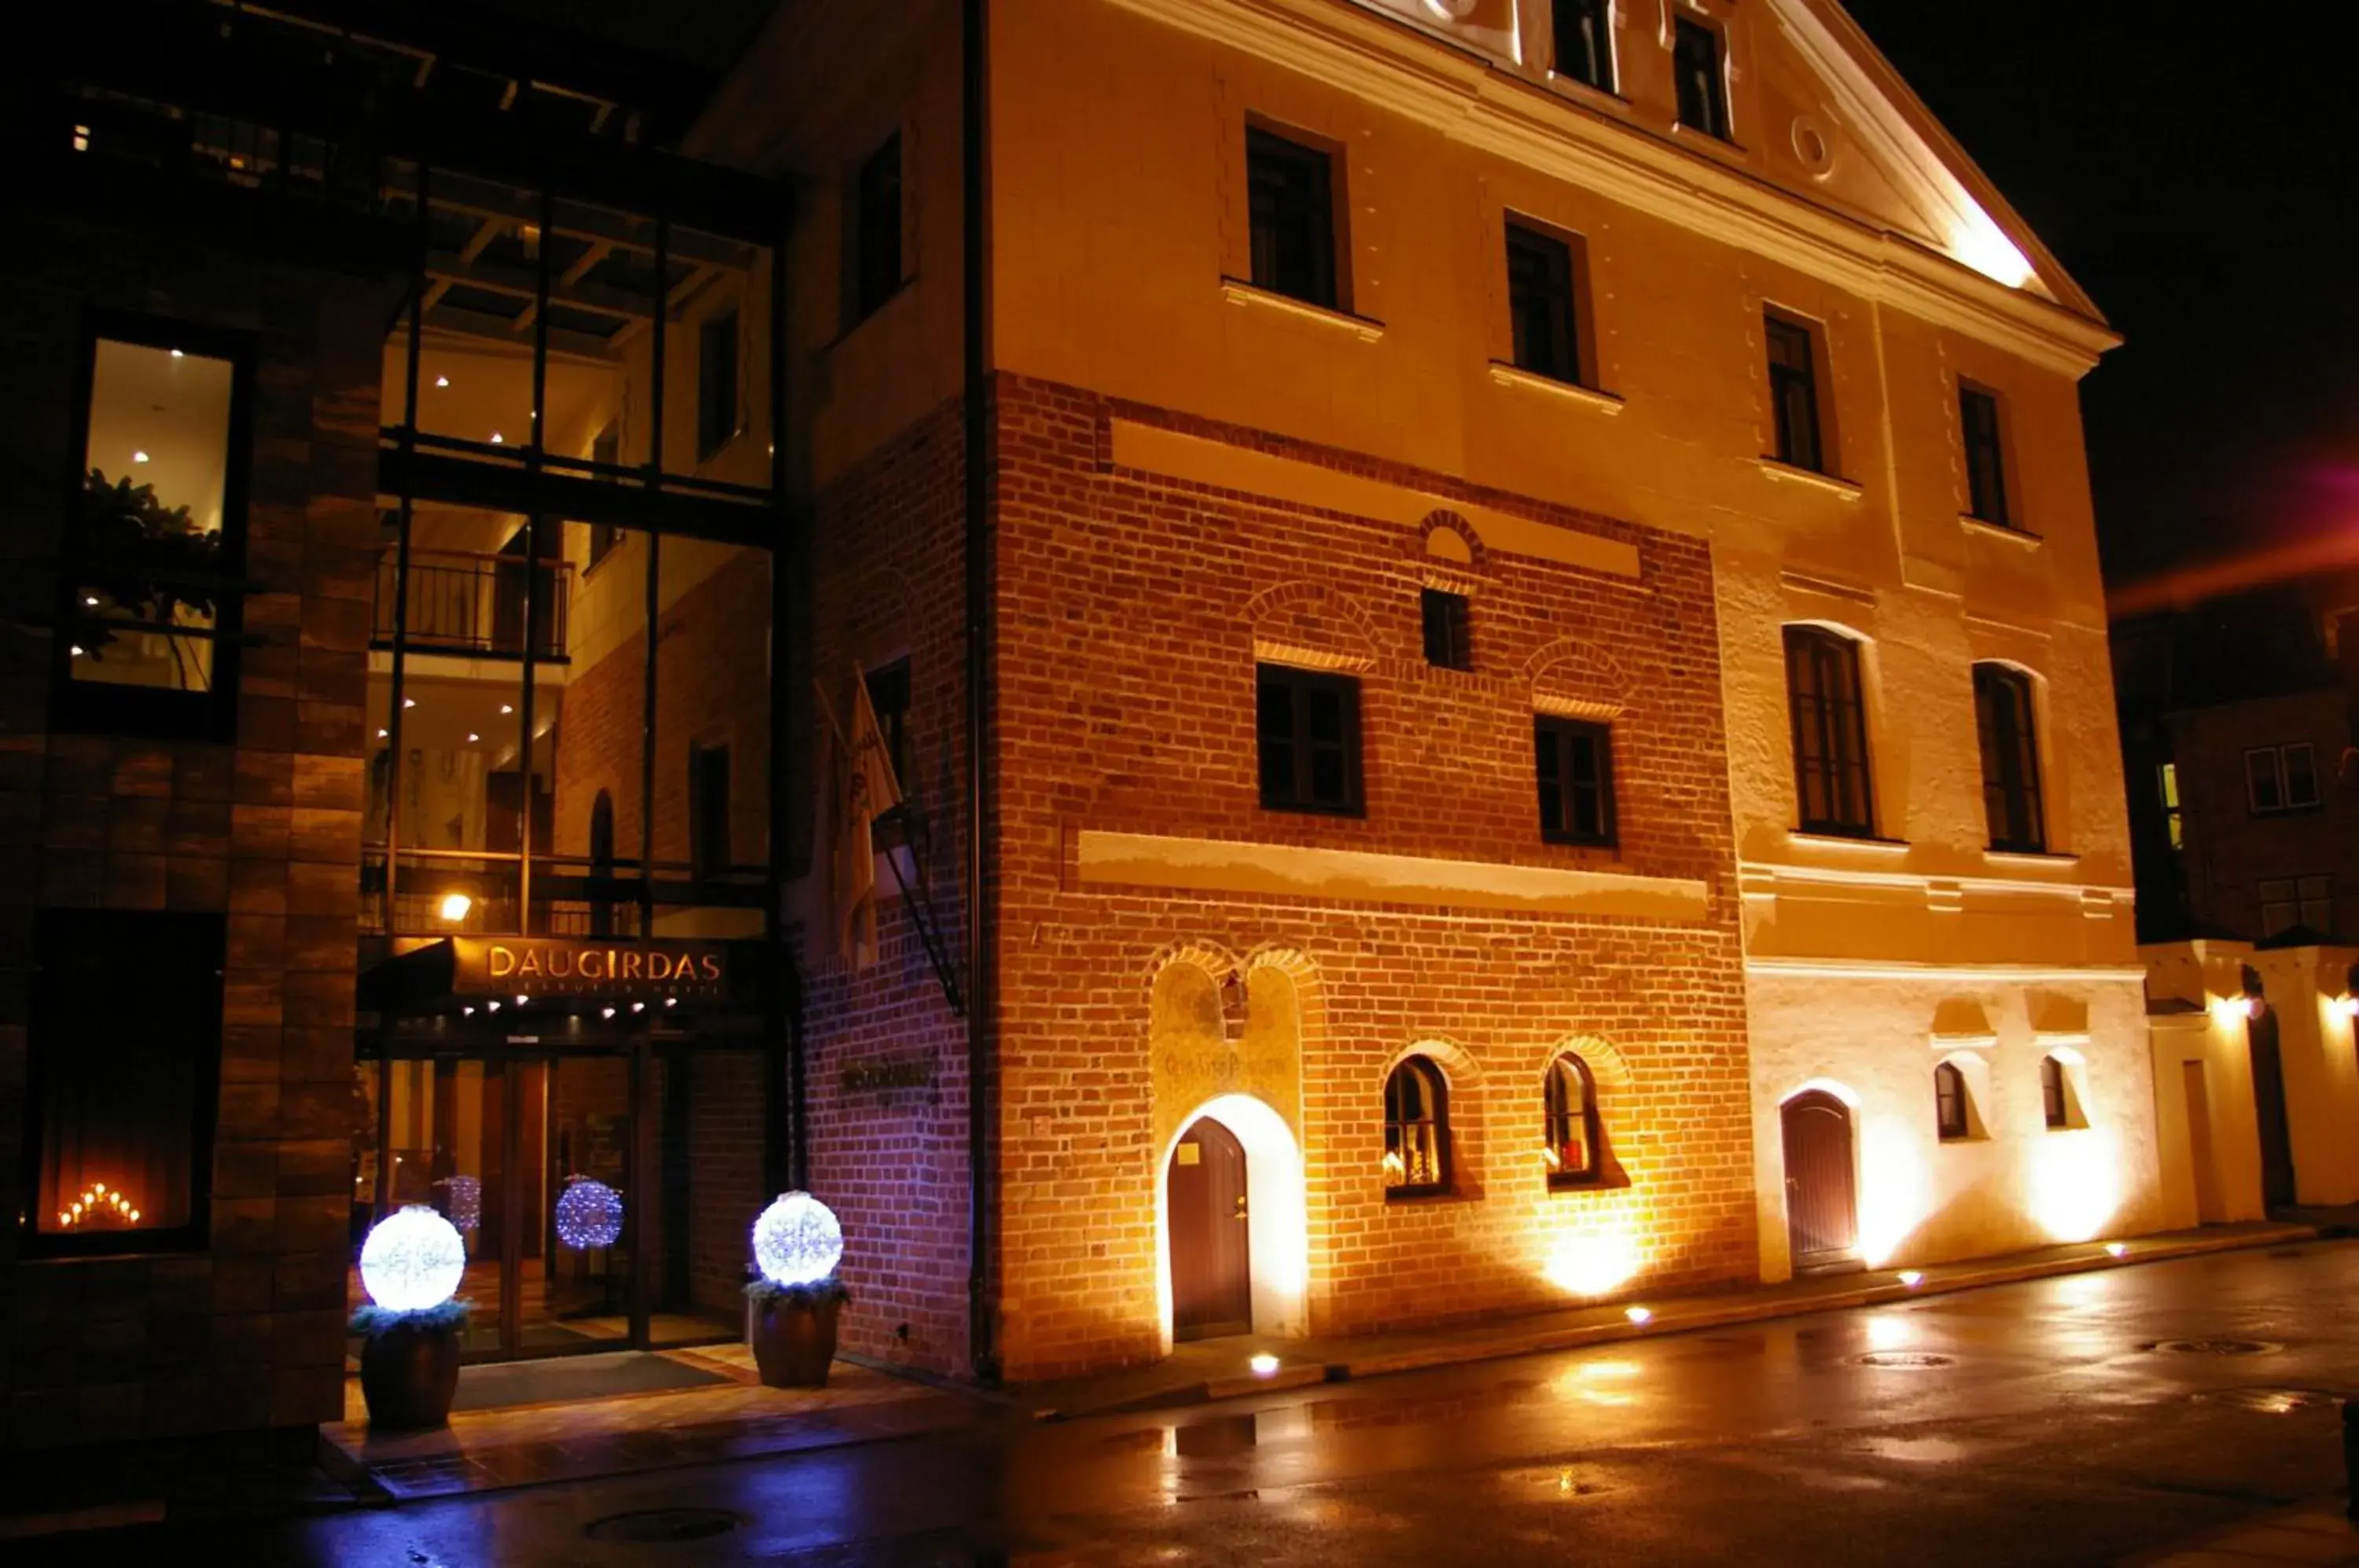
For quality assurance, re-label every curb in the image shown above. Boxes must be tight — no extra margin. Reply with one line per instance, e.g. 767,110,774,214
1033,1224,2323,1421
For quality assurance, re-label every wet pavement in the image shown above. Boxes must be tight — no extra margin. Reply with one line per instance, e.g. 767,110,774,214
24,1242,2359,1565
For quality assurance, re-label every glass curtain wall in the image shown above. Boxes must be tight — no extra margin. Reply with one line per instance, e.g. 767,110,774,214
367,171,778,941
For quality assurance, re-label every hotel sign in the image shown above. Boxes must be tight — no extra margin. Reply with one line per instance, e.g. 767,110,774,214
451,937,731,999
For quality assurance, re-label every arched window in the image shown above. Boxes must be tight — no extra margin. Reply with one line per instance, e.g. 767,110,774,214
1543,1053,1603,1188
588,790,616,937
1973,664,2046,853
1934,1062,1969,1142
1783,626,1875,837
2039,1055,2070,1130
1382,1056,1450,1197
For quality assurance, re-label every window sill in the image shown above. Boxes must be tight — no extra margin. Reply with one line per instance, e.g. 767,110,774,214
1543,831,1619,852
1755,457,1864,499
1489,361,1625,414
1546,1172,1609,1193
1220,279,1385,341
1543,72,1629,110
1960,514,2043,547
1985,846,2075,867
1671,123,1746,154
1384,1187,1456,1205
1258,800,1369,820
1789,829,1908,852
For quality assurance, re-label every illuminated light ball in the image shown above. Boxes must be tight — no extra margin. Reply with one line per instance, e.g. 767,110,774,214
752,1191,843,1286
1249,1353,1280,1378
1624,1305,1653,1326
2104,1242,2129,1259
359,1204,466,1312
1897,1270,1924,1288
554,1177,625,1250
439,1175,482,1234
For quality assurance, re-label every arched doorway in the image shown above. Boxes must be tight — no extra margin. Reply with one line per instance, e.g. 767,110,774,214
2247,1003,2297,1208
1167,1117,1252,1340
1781,1090,1860,1274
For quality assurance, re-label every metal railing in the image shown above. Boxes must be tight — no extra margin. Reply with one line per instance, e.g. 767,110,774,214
374,547,570,659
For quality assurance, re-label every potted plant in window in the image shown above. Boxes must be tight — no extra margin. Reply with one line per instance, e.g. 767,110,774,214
745,1191,849,1389
350,1205,472,1429
72,469,225,690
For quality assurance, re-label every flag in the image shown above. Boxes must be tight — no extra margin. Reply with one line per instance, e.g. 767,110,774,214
830,668,904,966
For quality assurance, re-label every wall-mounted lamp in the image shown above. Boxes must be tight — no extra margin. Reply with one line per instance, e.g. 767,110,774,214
438,892,473,924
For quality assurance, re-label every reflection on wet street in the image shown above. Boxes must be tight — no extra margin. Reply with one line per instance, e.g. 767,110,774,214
22,1243,2359,1566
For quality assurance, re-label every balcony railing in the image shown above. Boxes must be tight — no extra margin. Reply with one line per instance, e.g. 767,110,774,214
374,547,570,660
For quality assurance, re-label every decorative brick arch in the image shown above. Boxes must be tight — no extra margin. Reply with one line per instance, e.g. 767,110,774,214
1143,940,1243,1001
1412,509,1491,573
1526,639,1632,720
1544,1033,1634,1094
1246,580,1381,672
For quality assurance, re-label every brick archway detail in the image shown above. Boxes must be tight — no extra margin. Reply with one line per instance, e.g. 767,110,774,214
1246,580,1381,672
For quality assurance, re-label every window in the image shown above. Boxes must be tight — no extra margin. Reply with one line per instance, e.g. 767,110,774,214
1934,1062,1970,1142
697,307,740,462
2259,875,2335,938
1505,220,1584,386
1960,385,2012,526
1257,664,1364,815
1974,664,2046,853
586,425,624,569
2246,743,2320,814
1551,0,1615,91
2039,1056,2070,1130
24,909,223,1255
59,318,251,740
690,742,731,876
852,131,904,323
1536,716,1617,847
1544,1054,1603,1187
1246,124,1341,311
2159,762,2184,850
1784,627,1875,837
1765,312,1827,473
1383,1056,1451,1196
1673,17,1731,140
1421,588,1472,670
865,657,914,790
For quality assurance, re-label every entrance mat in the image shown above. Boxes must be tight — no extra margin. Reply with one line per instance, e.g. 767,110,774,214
453,1351,732,1412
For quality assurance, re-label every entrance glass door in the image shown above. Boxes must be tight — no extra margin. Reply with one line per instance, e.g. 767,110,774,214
358,1052,637,1360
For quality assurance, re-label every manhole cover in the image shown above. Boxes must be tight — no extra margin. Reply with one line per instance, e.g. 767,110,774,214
2202,1387,2340,1414
2145,1338,2284,1356
584,1508,745,1544
1852,1352,1956,1370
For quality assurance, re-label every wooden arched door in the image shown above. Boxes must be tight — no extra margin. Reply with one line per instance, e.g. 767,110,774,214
1168,1117,1252,1340
1781,1091,1860,1273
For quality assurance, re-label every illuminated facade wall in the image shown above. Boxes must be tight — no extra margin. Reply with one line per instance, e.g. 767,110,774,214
707,0,2156,1378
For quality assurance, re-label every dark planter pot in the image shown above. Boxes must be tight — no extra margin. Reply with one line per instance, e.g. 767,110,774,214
359,1321,462,1429
751,1293,842,1389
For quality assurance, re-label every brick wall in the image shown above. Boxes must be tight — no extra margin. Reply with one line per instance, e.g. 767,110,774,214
792,394,977,1375
0,216,382,1446
987,374,1757,1378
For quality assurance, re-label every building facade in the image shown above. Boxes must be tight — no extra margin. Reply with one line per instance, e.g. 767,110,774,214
2,0,2166,1456
1,2,797,1451
701,0,2158,1382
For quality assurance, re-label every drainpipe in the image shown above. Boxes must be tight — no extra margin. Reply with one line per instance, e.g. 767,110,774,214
961,0,998,1386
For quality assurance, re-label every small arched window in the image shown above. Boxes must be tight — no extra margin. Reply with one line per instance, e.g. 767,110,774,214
2039,1055,2070,1130
1383,1056,1450,1197
1934,1062,1969,1142
1543,1054,1603,1187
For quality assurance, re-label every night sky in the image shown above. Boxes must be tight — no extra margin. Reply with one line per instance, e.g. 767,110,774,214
1847,3,2359,591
